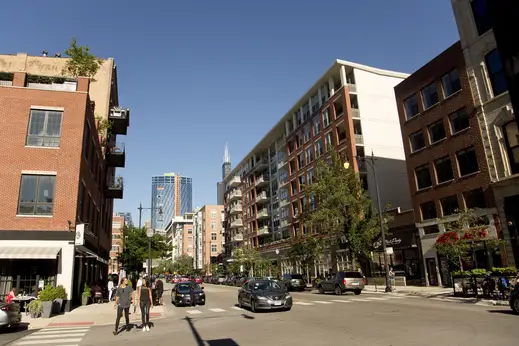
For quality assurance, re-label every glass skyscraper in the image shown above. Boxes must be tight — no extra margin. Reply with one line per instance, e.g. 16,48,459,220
151,173,193,230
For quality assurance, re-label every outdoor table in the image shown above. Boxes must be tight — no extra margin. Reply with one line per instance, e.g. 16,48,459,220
12,296,36,315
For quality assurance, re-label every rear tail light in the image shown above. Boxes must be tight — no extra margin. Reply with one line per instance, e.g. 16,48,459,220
343,279,347,285
362,279,365,285
0,306,7,311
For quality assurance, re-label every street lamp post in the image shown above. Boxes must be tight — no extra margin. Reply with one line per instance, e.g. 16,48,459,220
347,151,391,292
146,227,154,277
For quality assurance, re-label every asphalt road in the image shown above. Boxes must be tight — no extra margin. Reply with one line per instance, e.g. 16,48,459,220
4,283,519,345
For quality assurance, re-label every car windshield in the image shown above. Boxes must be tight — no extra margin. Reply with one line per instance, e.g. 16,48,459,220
176,283,199,290
252,280,282,290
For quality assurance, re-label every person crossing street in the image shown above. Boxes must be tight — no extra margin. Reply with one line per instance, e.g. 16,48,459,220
113,277,134,335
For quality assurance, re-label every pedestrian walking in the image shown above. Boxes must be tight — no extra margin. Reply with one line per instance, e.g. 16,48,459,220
138,279,153,332
135,274,143,314
155,278,164,305
113,277,134,335
108,278,114,302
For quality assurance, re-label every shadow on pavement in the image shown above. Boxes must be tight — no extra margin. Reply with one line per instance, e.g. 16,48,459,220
184,316,242,345
486,309,515,315
0,323,30,334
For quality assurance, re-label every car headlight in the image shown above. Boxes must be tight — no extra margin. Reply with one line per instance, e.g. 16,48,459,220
199,293,204,296
285,294,291,299
256,296,268,300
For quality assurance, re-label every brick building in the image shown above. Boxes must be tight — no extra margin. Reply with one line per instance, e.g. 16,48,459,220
394,41,502,286
109,215,125,274
0,53,129,308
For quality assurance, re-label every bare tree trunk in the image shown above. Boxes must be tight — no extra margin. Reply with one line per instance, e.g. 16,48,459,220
330,244,338,274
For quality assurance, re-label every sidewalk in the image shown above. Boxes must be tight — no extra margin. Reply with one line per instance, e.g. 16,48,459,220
363,284,509,306
22,302,167,329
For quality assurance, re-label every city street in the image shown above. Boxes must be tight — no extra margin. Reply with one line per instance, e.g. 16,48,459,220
5,284,517,346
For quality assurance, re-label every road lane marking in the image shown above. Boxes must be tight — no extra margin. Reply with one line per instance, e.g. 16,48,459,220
365,297,389,301
186,310,202,314
36,328,89,334
231,306,244,310
312,301,333,304
330,300,351,303
209,308,226,312
350,299,371,302
23,333,85,339
293,302,313,305
14,338,83,345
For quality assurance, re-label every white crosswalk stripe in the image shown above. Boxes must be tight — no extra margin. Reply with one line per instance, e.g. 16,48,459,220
232,306,244,310
186,310,203,314
330,300,352,303
293,302,314,305
350,298,371,302
365,297,390,301
312,301,333,304
209,308,226,312
12,326,91,346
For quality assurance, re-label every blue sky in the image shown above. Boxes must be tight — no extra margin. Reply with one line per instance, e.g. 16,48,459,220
4,0,459,223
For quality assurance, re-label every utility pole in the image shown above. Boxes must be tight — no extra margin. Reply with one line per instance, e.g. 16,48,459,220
138,203,143,229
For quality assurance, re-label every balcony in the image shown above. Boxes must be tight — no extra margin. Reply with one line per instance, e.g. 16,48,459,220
105,142,126,167
229,190,242,201
232,234,244,242
279,178,289,187
256,209,269,220
105,176,124,199
0,80,13,86
279,199,290,208
230,219,243,228
351,108,360,118
357,159,367,173
255,174,269,187
277,159,288,170
229,176,241,187
253,157,269,172
354,134,364,145
346,83,357,93
255,192,269,204
280,219,290,228
109,107,130,135
257,226,269,236
230,204,242,215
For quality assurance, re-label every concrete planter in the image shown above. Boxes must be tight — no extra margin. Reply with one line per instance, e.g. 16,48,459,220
41,301,53,318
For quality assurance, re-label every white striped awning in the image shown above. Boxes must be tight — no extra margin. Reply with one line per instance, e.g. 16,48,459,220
0,246,61,259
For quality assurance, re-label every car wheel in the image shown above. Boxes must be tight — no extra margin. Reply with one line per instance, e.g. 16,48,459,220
318,285,324,294
251,299,257,313
512,298,519,314
200,302,206,306
354,289,361,295
284,307,292,312
238,298,243,309
334,286,343,296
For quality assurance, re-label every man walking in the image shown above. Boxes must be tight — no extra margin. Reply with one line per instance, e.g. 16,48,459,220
113,277,134,335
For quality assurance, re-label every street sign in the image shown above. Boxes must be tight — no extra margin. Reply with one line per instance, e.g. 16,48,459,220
385,247,393,255
146,227,154,238
75,224,85,246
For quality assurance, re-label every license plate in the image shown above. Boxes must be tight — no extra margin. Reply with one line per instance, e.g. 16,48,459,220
273,301,283,306
351,282,360,286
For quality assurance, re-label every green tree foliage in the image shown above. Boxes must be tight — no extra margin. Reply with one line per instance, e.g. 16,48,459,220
62,37,103,78
301,147,381,263
434,208,504,271
288,235,324,278
227,247,266,276
118,225,169,273
172,254,194,275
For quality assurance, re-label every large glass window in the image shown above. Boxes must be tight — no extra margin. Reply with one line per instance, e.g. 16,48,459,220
485,49,508,97
503,121,519,174
26,110,63,147
421,83,439,109
415,165,432,190
471,0,492,36
442,69,461,97
18,175,56,216
404,94,419,120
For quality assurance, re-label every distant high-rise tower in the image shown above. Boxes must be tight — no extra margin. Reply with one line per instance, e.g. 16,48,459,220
222,143,231,179
151,173,193,231
217,144,231,205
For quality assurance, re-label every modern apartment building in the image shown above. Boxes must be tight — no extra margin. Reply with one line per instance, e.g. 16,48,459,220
151,173,193,232
200,205,224,274
223,60,412,274
115,211,133,227
165,213,194,261
110,215,125,274
0,52,129,308
394,41,501,286
452,0,519,266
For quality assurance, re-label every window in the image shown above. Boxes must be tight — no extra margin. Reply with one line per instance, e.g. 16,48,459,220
305,147,313,164
415,165,432,190
211,244,217,253
503,121,519,173
211,232,217,241
434,156,454,183
298,153,305,169
464,188,486,209
298,175,306,192
409,131,426,152
404,94,419,120
211,210,217,219
188,228,193,234
314,139,322,157
18,174,56,215
471,0,492,36
313,116,321,135
442,69,461,97
307,169,315,184
440,195,459,216
428,120,446,143
485,49,508,97
211,222,216,230
324,132,333,150
78,182,85,222
304,124,311,143
336,123,347,143
449,108,470,134
421,83,439,109
456,146,479,176
323,109,330,127
26,110,63,147
420,201,437,220
290,180,297,195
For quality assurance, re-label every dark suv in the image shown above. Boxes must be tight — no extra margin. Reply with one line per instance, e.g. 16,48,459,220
317,271,365,295
282,273,306,291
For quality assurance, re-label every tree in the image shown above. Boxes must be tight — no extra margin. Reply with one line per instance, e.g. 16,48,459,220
288,235,324,280
434,208,503,271
118,225,170,273
301,146,382,269
62,37,103,78
172,254,194,275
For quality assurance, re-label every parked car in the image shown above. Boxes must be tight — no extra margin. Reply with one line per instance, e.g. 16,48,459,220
171,282,206,306
0,302,21,329
316,271,365,295
238,279,292,312
509,283,519,314
282,273,306,291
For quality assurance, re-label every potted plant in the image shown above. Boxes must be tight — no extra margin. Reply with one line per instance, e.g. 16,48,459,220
82,284,91,306
27,300,42,318
52,285,67,314
39,286,56,318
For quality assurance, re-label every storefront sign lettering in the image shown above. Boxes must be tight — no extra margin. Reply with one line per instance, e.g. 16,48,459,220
373,237,402,249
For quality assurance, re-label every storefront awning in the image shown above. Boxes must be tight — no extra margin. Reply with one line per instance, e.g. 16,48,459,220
0,246,61,259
